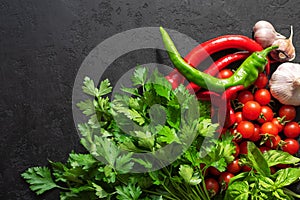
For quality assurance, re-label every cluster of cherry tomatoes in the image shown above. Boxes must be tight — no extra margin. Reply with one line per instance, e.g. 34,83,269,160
204,70,300,196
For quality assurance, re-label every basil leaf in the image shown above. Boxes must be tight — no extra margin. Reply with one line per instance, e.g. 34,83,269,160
274,168,300,188
258,176,274,192
247,142,270,176
224,181,249,200
273,189,293,200
263,150,300,167
228,172,249,184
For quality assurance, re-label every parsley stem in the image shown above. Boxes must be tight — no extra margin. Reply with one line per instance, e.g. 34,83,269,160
142,189,176,200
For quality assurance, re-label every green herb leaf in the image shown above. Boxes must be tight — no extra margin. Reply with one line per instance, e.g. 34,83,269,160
274,168,300,188
98,78,112,97
91,182,109,198
263,150,300,167
247,142,270,176
179,165,201,185
21,167,59,195
68,153,97,170
224,181,249,200
157,126,180,144
131,66,148,86
115,181,142,200
200,132,235,172
258,176,274,192
77,99,95,116
82,77,99,96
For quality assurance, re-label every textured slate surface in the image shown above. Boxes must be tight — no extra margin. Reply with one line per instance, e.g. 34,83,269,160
1,0,300,199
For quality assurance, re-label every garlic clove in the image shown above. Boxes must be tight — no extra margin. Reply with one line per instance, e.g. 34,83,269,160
253,20,276,32
254,28,276,48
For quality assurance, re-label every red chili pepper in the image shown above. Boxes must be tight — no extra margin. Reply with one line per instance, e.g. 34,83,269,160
166,35,263,88
184,35,263,67
186,52,250,93
219,85,245,128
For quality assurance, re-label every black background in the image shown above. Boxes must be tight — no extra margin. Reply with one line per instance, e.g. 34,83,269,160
1,0,300,199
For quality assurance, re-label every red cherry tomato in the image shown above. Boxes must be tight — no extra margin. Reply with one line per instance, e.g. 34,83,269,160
265,135,281,149
238,90,254,104
260,122,279,136
219,172,234,190
208,166,221,176
283,122,300,138
279,105,297,121
254,89,271,106
259,146,271,154
205,178,220,197
257,106,274,124
242,165,252,172
218,69,233,79
237,121,255,139
271,118,284,133
233,142,240,157
249,124,261,142
227,159,241,174
242,101,261,120
235,111,245,124
239,141,249,154
282,138,300,155
254,73,268,89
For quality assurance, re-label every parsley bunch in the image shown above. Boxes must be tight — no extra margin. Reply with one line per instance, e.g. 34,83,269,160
22,67,236,200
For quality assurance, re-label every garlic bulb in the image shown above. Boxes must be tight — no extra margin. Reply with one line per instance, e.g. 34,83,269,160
269,62,300,106
253,20,296,62
270,26,295,62
253,20,286,48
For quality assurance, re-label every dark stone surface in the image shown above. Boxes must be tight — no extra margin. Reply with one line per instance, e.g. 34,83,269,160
1,0,300,199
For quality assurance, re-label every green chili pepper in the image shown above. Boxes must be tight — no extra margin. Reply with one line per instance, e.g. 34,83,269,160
160,27,278,92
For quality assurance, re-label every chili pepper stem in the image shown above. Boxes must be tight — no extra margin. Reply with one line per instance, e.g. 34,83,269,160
260,45,279,57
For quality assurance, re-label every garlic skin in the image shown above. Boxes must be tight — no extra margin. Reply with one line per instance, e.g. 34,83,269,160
269,62,300,106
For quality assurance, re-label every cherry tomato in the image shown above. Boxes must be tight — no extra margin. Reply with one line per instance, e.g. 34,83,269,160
260,122,279,136
239,141,249,154
205,178,219,197
254,89,271,106
242,165,252,172
238,90,254,104
265,135,281,149
257,106,274,124
283,122,300,138
235,111,245,124
218,172,234,190
227,159,241,174
208,166,221,176
254,73,268,89
276,164,290,169
271,118,284,133
282,138,300,155
218,69,233,79
233,142,240,157
259,146,271,154
270,167,276,174
237,121,255,138
249,124,261,142
242,101,261,120
279,105,297,121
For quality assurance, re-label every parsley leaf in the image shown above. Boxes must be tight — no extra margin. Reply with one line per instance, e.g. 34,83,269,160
21,166,59,195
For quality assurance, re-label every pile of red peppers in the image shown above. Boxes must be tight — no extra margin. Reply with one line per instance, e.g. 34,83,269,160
162,28,279,130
